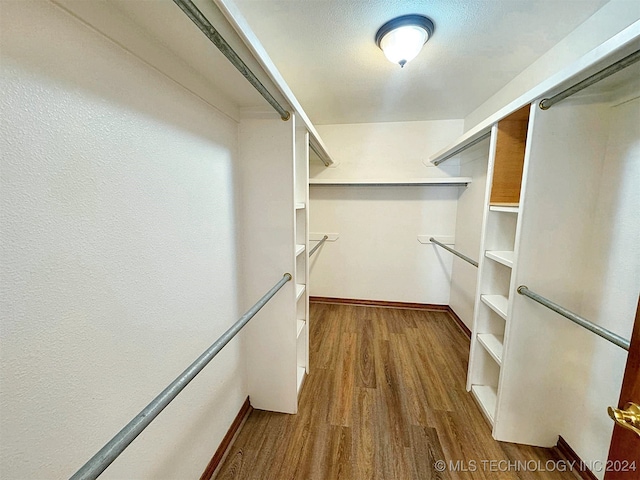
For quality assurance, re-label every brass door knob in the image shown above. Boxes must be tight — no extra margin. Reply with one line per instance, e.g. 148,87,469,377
608,402,640,437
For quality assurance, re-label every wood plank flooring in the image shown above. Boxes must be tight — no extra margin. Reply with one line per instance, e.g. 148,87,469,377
215,303,574,479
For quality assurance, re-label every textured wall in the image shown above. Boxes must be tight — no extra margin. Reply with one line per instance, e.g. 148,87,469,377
309,120,464,304
564,97,640,479
0,1,246,478
464,0,640,130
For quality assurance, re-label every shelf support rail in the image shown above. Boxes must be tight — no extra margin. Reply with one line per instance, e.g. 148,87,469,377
309,235,328,258
429,237,478,268
539,49,640,110
172,0,291,121
70,273,292,480
517,285,630,351
433,132,491,166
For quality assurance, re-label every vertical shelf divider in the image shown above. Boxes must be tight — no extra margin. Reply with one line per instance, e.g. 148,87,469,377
467,105,532,430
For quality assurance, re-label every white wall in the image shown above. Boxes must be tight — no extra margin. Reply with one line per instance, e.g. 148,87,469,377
565,96,639,478
464,0,640,131
309,120,464,303
0,1,246,478
448,142,490,329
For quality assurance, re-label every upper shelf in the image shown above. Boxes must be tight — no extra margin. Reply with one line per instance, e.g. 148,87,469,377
427,22,640,166
61,0,335,166
309,177,472,186
215,0,334,166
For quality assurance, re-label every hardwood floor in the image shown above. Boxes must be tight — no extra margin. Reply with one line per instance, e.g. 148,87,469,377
215,303,574,479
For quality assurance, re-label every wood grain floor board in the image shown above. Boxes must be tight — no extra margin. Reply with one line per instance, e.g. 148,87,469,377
356,317,376,389
351,388,376,480
214,303,574,479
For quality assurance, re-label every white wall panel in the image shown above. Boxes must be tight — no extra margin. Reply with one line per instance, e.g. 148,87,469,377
0,1,245,477
309,120,464,304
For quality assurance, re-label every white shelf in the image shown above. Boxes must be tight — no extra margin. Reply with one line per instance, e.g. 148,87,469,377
489,205,519,213
485,251,514,268
297,319,305,338
481,294,508,320
309,177,472,186
428,22,640,169
471,385,497,425
296,284,305,301
297,366,306,393
477,334,504,365
295,244,305,256
295,202,306,210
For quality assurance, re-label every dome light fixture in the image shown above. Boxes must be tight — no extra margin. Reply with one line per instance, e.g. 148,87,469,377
375,14,435,68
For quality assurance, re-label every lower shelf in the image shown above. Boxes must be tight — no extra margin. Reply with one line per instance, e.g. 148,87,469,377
297,366,306,394
477,333,504,365
481,294,508,320
471,384,497,425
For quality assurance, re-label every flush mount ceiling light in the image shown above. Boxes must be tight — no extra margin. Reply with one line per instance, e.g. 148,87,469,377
375,14,435,68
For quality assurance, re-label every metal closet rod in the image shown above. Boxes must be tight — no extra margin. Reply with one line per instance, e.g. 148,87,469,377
309,235,328,258
517,285,630,351
70,273,292,480
172,0,291,121
429,237,478,268
310,142,330,167
433,131,491,166
539,48,640,110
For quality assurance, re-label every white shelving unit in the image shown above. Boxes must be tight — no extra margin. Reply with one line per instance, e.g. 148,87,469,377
463,32,640,463
239,110,312,412
238,113,300,414
467,104,531,427
294,119,310,396
493,56,640,450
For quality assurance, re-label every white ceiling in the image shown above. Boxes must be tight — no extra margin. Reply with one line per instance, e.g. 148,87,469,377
233,0,609,125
